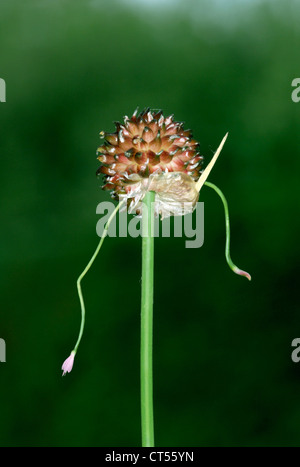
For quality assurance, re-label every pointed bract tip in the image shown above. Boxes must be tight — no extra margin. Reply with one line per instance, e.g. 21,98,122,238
195,132,228,192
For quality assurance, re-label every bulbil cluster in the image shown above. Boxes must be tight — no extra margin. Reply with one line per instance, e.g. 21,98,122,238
97,108,203,212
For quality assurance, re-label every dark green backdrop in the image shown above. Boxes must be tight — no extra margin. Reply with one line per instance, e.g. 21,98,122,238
0,0,300,447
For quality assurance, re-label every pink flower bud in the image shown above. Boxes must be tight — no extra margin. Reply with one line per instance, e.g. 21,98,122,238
61,351,76,376
232,266,252,281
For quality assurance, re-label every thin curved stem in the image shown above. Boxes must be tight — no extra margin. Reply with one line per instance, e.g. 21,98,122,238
73,199,125,353
204,181,251,281
140,191,155,447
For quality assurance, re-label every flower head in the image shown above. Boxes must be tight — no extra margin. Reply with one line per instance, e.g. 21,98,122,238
96,109,250,276
61,351,76,376
97,108,204,217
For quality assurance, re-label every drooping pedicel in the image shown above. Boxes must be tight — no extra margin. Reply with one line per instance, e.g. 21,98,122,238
97,108,203,217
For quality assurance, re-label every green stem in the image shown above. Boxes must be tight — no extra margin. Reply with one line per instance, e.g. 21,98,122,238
73,199,125,354
141,190,155,447
204,181,251,281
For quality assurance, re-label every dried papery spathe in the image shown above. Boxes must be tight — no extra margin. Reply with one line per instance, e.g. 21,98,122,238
117,171,198,218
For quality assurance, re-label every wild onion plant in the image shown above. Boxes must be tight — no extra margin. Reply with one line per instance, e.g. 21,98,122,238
62,108,251,447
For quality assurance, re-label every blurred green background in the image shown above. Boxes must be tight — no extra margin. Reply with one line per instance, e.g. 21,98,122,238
0,0,300,447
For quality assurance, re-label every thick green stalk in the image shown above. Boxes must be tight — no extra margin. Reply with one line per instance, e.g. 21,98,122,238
140,190,155,447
